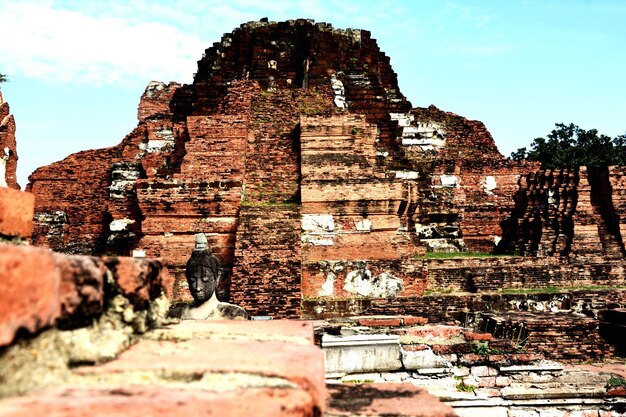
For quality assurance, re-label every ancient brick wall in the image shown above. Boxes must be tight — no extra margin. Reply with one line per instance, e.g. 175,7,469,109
610,166,626,244
0,187,33,240
245,88,334,205
27,148,118,254
394,106,540,254
136,115,249,301
302,289,626,322
300,114,426,300
0,91,20,189
25,19,626,319
499,166,626,264
424,256,625,292
457,163,540,252
231,206,302,318
481,311,616,362
410,105,504,168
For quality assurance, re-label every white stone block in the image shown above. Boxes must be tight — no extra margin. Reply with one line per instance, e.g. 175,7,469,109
401,347,449,370
301,214,334,232
109,218,136,232
440,174,458,187
395,171,419,179
355,218,373,231
484,175,497,193
323,334,402,374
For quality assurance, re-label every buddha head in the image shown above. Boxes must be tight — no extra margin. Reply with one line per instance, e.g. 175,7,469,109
185,233,220,304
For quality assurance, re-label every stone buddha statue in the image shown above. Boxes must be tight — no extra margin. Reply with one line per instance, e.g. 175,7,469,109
181,233,247,320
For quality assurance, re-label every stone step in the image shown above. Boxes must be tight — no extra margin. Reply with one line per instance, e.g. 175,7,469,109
500,384,607,400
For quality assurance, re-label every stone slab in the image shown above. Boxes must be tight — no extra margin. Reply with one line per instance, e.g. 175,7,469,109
73,337,326,410
146,319,314,345
323,334,402,374
499,361,563,373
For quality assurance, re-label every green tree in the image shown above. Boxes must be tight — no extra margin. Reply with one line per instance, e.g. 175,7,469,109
613,133,626,166
0,73,6,84
510,123,623,168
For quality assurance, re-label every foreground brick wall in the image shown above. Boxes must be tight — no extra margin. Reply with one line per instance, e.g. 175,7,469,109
0,244,171,346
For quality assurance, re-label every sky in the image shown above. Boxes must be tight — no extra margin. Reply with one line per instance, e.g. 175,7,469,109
0,0,625,188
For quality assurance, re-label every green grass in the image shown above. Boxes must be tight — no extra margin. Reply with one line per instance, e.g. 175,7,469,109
455,381,476,393
471,342,493,356
608,376,626,387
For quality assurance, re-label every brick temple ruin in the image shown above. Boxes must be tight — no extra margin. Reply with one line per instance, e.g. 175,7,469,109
1,19,625,416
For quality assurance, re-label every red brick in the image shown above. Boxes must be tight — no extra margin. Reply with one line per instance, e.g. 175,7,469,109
104,257,169,304
607,386,626,397
327,383,457,417
401,344,429,352
0,245,60,346
404,325,463,340
402,316,429,326
0,188,34,238
463,331,493,341
357,317,402,327
54,253,105,327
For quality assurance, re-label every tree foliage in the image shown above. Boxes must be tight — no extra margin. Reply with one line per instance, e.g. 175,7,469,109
0,73,6,84
510,123,626,168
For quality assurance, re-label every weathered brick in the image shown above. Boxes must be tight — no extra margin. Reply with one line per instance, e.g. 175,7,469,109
357,317,402,327
326,383,457,417
0,188,34,238
0,245,60,345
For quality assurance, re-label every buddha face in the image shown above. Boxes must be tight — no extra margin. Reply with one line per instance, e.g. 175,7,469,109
187,265,217,303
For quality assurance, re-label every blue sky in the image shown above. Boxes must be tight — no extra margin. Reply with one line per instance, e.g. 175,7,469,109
1,0,624,188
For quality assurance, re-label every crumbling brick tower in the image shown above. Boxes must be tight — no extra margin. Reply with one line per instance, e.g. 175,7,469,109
28,19,541,317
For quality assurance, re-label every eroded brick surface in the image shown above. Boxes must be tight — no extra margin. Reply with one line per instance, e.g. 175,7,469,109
0,245,170,346
0,188,34,238
0,245,60,345
0,320,326,417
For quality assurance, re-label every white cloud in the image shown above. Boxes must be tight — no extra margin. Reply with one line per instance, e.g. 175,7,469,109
0,1,208,85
